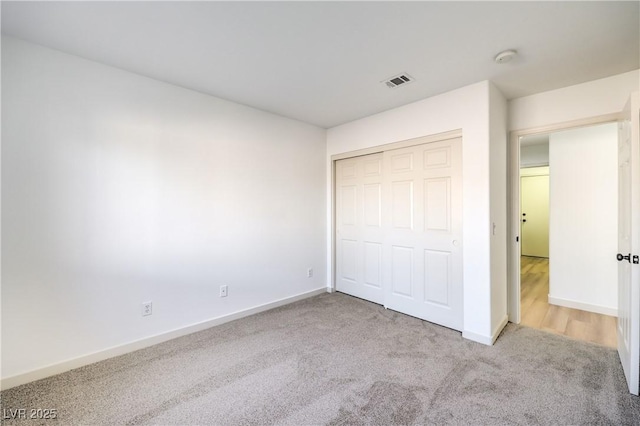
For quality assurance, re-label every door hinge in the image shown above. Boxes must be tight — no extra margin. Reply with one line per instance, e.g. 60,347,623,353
634,255,639,264
516,236,519,243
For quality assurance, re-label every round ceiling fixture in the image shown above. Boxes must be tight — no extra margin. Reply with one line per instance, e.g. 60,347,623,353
494,49,517,64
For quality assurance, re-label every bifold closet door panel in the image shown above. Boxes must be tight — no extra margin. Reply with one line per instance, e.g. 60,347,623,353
335,137,462,331
382,138,463,331
335,153,384,304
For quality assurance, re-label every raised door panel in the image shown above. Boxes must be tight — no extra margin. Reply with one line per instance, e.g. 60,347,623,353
340,239,358,282
391,181,414,230
391,246,413,297
424,146,451,169
364,242,382,288
341,161,358,179
424,177,451,232
363,157,382,177
390,152,414,173
340,185,358,227
424,250,451,306
363,184,382,228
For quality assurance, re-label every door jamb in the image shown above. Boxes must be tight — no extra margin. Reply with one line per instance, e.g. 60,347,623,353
507,113,622,323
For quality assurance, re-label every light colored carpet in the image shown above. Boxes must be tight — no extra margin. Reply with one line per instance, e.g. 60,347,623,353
2,292,639,425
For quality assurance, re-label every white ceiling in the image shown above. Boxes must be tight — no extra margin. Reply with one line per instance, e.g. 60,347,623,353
2,1,638,128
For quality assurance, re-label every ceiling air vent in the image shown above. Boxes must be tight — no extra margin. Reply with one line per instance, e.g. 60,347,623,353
383,73,415,89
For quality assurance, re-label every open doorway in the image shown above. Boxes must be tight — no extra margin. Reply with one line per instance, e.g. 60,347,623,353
517,123,618,348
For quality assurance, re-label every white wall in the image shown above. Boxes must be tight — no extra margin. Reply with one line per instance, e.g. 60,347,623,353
548,123,618,315
1,37,327,382
489,83,508,336
521,144,549,167
509,70,639,131
327,80,504,344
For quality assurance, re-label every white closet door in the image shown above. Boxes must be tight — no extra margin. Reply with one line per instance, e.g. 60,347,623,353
335,153,384,304
382,138,463,330
334,138,463,330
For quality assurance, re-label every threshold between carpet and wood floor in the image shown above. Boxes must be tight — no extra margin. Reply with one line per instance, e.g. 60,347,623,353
2,293,639,425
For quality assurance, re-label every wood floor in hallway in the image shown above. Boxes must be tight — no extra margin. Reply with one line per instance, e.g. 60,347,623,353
520,256,617,348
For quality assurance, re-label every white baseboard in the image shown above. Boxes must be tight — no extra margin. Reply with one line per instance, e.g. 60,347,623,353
1,287,327,391
462,330,492,345
548,295,618,317
462,315,509,346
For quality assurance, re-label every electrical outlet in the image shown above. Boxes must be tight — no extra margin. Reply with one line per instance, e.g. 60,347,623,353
142,301,152,316
220,285,228,298
307,268,313,278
